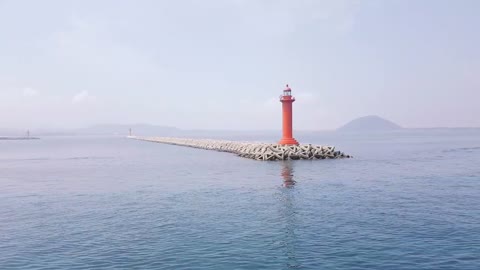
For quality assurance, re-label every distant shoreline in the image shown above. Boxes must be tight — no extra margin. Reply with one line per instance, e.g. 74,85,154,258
0,137,39,140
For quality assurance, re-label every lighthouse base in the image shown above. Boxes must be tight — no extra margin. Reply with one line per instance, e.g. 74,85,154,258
278,138,299,145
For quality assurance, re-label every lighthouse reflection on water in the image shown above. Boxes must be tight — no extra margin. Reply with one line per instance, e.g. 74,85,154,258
278,160,300,268
281,161,296,187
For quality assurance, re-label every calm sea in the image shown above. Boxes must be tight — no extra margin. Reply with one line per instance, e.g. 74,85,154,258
1,130,479,269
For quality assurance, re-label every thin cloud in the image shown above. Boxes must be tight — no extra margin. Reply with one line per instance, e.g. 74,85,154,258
296,92,320,105
72,90,96,104
23,87,39,97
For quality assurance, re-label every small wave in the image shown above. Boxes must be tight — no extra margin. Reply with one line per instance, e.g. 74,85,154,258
0,158,50,162
442,146,480,153
64,157,113,160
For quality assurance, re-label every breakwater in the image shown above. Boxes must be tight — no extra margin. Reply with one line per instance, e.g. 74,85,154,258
131,136,351,161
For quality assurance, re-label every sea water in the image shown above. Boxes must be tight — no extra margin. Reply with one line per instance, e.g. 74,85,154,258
0,130,479,269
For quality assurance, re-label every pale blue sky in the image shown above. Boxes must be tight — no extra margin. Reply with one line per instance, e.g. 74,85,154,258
0,0,478,130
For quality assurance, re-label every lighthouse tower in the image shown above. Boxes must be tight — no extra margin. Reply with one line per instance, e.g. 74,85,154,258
279,84,299,145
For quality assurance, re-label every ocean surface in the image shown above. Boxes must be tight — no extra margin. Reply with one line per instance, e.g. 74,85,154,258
1,130,479,269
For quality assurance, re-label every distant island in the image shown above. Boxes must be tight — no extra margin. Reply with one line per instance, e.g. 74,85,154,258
337,115,402,132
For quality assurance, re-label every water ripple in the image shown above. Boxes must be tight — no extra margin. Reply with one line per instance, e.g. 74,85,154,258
1,135,480,269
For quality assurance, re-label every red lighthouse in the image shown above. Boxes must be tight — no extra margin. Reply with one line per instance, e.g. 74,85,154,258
279,84,299,145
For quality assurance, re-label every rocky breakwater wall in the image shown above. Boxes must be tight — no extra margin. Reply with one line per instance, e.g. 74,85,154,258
131,136,351,161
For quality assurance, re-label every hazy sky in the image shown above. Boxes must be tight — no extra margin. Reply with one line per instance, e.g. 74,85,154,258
1,0,479,130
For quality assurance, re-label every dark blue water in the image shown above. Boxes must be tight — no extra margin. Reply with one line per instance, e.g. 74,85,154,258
1,130,479,269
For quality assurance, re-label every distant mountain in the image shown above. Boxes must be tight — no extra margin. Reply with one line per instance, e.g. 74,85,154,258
337,115,402,132
75,124,181,136
0,128,24,136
